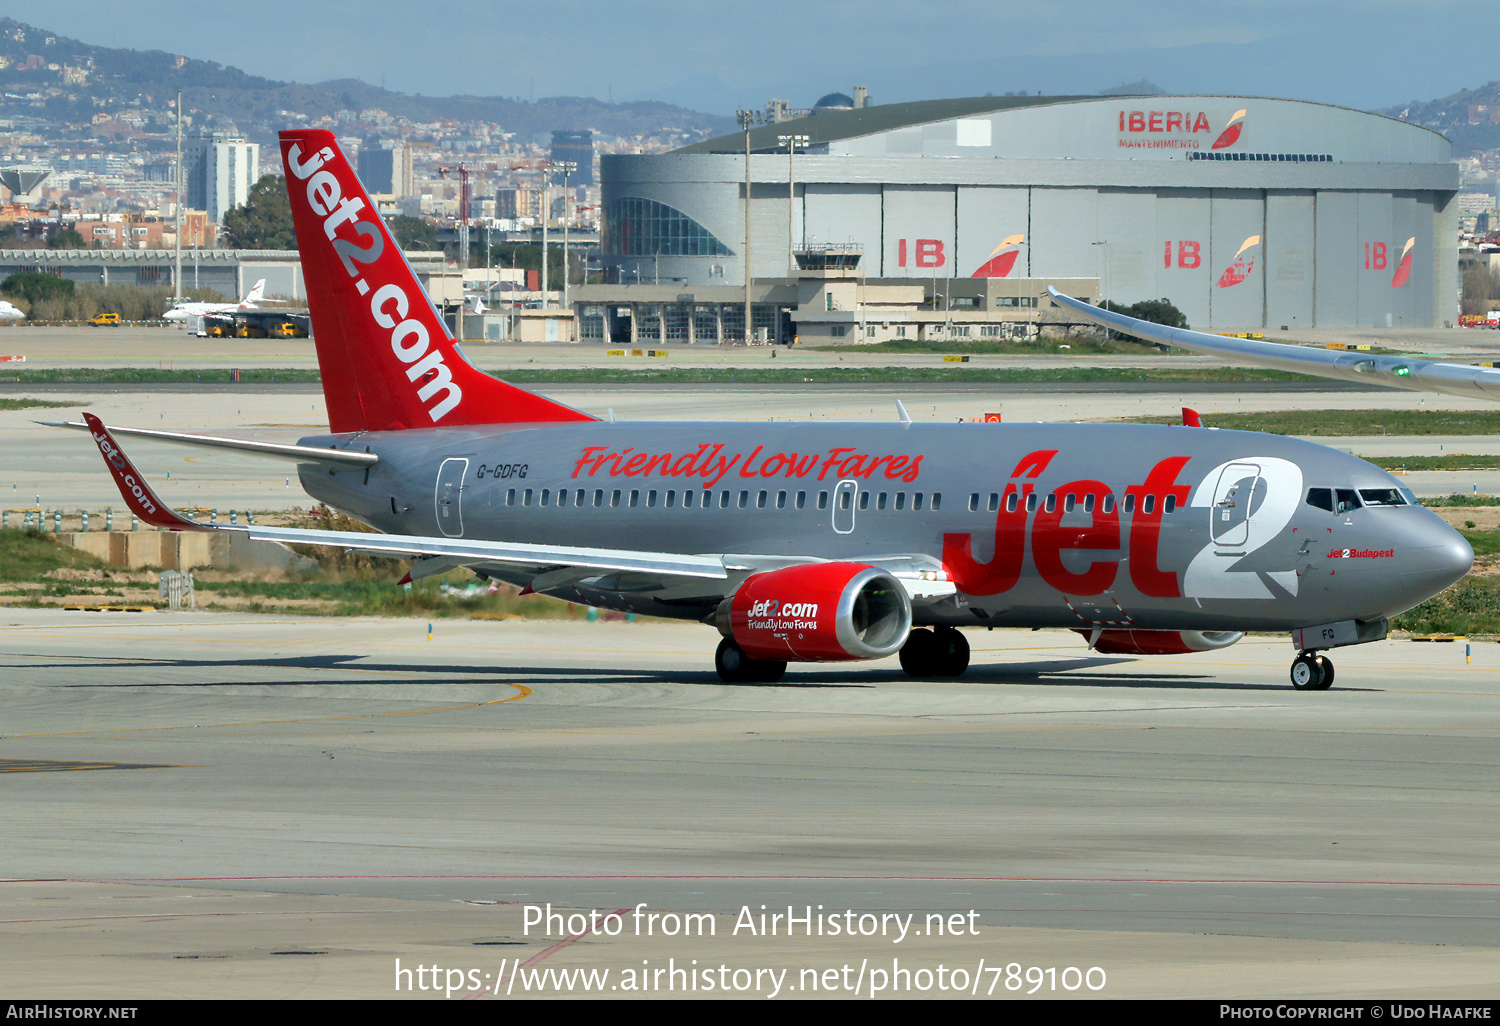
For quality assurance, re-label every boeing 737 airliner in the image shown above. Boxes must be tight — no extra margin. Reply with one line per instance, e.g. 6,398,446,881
70,130,1473,689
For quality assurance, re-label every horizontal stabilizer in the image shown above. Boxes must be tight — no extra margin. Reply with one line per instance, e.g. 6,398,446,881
40,420,378,469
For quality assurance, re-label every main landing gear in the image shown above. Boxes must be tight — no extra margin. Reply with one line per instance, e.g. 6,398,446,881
1290,651,1335,691
899,626,970,678
715,638,786,683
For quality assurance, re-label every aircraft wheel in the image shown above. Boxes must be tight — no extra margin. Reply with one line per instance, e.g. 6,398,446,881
715,638,752,682
752,660,787,683
932,626,970,677
1312,655,1334,690
899,628,935,677
715,638,786,683
1290,652,1326,690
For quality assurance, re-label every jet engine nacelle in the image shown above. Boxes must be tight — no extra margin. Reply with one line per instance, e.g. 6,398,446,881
1080,629,1245,656
718,562,912,662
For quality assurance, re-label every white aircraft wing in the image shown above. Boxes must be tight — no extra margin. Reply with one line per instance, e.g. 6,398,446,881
1046,287,1500,403
77,413,956,603
79,411,728,586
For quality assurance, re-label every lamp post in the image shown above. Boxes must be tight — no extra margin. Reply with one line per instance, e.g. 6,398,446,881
1091,240,1109,311
778,133,808,275
555,160,575,315
736,108,766,342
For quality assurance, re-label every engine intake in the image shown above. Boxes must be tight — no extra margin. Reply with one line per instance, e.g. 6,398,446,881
718,562,912,662
1079,629,1244,656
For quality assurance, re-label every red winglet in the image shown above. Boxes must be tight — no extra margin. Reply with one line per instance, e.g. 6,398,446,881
1181,407,1203,428
82,412,206,531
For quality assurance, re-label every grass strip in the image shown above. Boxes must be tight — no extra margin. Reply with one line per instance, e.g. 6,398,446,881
1109,408,1500,436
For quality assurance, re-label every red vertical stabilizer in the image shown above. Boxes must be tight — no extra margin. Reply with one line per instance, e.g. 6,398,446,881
280,130,594,433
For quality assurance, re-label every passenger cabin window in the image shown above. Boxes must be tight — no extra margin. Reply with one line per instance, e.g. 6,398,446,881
913,493,925,511
859,491,871,510
990,493,1001,512
1306,487,1334,512
931,493,941,511
969,493,980,512
818,491,829,510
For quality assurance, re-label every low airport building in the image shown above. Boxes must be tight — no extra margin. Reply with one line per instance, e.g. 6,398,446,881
601,95,1460,330
0,248,452,304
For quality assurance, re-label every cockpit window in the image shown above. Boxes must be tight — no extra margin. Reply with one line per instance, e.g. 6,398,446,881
1305,487,1333,512
1358,488,1407,507
1335,489,1361,513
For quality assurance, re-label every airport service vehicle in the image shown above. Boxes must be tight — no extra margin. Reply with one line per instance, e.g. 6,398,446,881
87,312,120,327
70,130,1474,690
163,280,267,326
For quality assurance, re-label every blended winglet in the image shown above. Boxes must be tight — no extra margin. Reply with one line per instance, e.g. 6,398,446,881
82,412,206,531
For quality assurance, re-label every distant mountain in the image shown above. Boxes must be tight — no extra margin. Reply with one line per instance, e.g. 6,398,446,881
0,18,734,147
1097,80,1168,96
1377,81,1500,155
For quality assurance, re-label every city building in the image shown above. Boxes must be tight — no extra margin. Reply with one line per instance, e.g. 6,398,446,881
550,130,594,187
601,95,1460,329
182,132,260,223
356,138,414,198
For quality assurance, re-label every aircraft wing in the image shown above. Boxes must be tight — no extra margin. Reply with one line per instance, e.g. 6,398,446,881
42,419,379,470
1046,287,1500,403
80,412,726,585
78,413,957,602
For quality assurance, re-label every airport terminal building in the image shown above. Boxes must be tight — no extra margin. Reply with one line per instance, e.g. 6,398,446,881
601,95,1460,329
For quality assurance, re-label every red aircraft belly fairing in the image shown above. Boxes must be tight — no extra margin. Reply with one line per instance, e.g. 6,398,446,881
68,131,1474,689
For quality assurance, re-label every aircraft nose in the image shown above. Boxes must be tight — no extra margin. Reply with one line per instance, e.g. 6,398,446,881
1392,519,1472,609
1433,529,1475,587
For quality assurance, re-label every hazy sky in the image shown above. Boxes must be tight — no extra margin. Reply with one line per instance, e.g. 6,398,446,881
18,1,1499,115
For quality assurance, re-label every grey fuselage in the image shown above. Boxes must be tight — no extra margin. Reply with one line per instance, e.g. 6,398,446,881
297,420,1471,632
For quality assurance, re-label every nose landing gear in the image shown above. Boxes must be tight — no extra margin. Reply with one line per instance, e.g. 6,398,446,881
1290,651,1335,690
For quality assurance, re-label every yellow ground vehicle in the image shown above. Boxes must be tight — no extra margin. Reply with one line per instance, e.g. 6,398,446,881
88,312,121,326
235,323,268,339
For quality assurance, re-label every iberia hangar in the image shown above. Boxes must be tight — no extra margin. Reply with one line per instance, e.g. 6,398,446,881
602,95,1458,329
